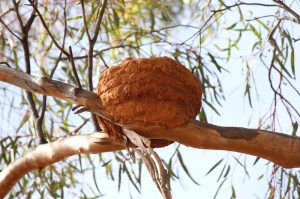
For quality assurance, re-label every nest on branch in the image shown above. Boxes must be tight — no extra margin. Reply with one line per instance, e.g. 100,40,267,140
96,57,202,148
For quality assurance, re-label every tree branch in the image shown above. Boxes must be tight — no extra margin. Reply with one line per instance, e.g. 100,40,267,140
1,64,300,169
82,0,108,132
0,133,125,197
125,120,300,168
0,65,108,118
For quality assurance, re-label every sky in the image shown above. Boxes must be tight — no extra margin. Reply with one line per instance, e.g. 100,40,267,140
80,1,300,199
1,0,300,198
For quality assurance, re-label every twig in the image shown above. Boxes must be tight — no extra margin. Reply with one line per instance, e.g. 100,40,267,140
38,0,69,142
80,1,92,41
69,46,82,88
67,118,90,135
28,0,69,57
0,62,12,68
268,18,300,118
81,0,108,132
211,2,281,13
273,0,300,22
13,0,47,144
0,7,13,18
0,18,21,40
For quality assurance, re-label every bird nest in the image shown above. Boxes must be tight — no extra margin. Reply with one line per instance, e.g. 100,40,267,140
96,57,202,148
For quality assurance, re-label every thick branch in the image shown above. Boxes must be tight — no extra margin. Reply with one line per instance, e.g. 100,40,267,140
0,133,125,197
1,65,300,169
126,120,300,168
0,65,109,118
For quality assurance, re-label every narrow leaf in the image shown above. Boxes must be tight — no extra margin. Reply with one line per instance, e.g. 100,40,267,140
208,52,221,72
177,152,200,185
253,156,260,166
291,48,295,77
206,158,223,176
292,122,298,136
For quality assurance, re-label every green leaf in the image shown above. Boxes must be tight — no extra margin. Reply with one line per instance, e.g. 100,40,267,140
217,164,226,182
275,55,292,78
203,99,221,116
102,159,112,167
118,165,122,192
231,186,236,199
123,163,140,192
66,16,82,21
244,83,252,108
284,172,292,196
256,19,269,31
249,24,261,40
200,28,211,44
291,48,295,77
253,156,260,166
257,174,264,180
150,6,155,30
78,154,83,171
223,165,230,178
226,22,237,30
213,178,227,199
292,122,298,136
233,156,249,178
206,158,223,176
227,39,231,62
208,52,221,72
113,9,120,27
177,151,200,185
13,49,19,69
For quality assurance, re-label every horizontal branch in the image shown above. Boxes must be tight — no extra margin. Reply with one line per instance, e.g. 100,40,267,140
1,64,300,197
0,133,125,197
1,64,300,168
125,120,300,168
0,65,109,118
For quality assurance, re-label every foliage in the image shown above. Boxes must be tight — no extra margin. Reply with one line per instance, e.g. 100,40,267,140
0,0,300,198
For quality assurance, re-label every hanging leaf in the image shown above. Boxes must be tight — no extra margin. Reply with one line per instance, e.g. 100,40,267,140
206,158,223,176
292,122,298,136
177,151,200,185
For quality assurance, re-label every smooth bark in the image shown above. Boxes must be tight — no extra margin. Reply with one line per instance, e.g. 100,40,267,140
126,120,300,168
0,133,125,197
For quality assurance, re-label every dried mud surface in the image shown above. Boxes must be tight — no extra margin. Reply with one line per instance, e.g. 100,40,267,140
96,57,202,147
97,56,202,127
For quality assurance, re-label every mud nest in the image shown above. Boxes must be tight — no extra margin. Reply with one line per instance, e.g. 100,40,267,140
96,57,202,148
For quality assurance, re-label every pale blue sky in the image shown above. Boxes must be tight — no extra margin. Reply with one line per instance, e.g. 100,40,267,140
1,0,300,198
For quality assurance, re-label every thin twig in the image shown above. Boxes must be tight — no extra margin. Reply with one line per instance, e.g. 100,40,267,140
67,118,90,135
80,0,91,41
39,0,69,140
82,0,108,132
0,18,21,40
268,18,300,118
13,0,47,144
69,46,82,88
28,0,69,57
0,62,12,68
211,1,282,13
273,0,300,22
0,7,13,18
